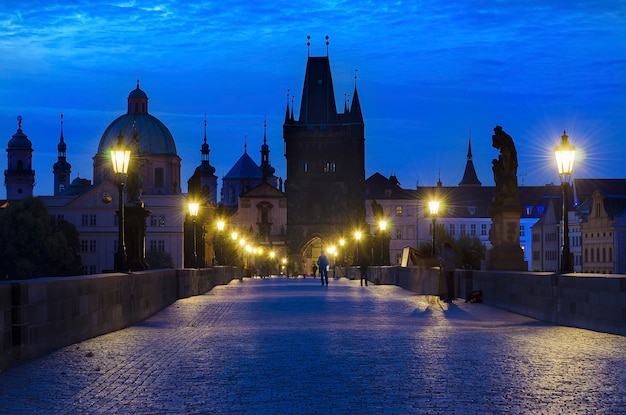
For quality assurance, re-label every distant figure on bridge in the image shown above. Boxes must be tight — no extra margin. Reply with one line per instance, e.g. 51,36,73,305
317,251,329,286
440,241,456,303
359,251,370,286
311,262,318,278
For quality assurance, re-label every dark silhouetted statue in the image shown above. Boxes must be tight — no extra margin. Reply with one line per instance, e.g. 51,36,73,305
484,126,527,271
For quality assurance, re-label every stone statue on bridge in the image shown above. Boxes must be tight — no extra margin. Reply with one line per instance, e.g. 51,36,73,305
483,126,527,271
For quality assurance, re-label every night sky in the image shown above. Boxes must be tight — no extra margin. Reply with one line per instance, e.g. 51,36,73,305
2,1,625,196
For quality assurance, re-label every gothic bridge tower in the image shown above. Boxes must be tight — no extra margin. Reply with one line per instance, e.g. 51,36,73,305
283,46,366,271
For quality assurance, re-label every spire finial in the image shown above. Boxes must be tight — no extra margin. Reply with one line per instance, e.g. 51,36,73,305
244,135,247,153
325,35,329,56
354,68,359,87
136,79,140,89
307,35,311,57
60,113,65,140
203,113,207,143
17,115,22,130
263,115,267,144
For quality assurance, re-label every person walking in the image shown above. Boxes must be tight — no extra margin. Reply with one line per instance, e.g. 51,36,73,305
317,250,329,286
359,251,369,286
440,241,456,303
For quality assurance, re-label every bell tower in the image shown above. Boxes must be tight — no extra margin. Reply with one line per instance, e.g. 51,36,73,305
5,115,35,201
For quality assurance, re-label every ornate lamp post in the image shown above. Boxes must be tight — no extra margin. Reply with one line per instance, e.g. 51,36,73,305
188,201,200,268
428,200,440,256
378,220,387,265
110,133,131,273
216,220,225,265
554,130,575,273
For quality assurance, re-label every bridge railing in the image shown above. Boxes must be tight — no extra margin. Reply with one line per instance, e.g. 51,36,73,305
0,267,242,372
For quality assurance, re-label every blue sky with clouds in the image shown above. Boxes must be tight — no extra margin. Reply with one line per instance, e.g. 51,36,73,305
1,0,625,196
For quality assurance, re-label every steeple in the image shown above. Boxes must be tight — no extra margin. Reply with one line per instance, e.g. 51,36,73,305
53,113,72,195
299,55,338,124
459,133,482,186
350,85,363,123
260,116,275,182
6,115,35,200
187,115,217,204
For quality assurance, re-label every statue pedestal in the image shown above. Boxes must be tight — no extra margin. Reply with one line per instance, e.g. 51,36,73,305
483,203,528,271
125,202,151,271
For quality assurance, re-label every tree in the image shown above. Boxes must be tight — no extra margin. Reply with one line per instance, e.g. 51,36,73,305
0,197,82,279
455,235,487,270
146,248,174,269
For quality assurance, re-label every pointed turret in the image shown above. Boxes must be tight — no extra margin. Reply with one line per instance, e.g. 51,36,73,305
53,114,72,195
350,86,363,123
459,135,482,186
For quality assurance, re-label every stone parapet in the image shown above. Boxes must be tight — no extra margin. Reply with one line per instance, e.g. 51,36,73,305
0,267,240,372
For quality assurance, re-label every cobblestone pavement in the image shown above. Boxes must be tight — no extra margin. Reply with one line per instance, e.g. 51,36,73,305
1,277,626,414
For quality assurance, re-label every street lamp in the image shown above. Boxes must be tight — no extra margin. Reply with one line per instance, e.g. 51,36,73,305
110,133,131,273
428,200,440,256
355,231,362,263
378,220,387,265
188,201,200,268
339,238,345,266
555,130,575,273
216,220,225,265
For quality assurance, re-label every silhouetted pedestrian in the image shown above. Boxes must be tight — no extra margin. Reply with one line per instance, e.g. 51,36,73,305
317,251,329,286
311,263,318,278
440,241,456,303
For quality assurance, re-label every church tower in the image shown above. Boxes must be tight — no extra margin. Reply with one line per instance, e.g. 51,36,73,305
5,115,35,201
53,114,72,195
187,116,218,204
283,44,366,264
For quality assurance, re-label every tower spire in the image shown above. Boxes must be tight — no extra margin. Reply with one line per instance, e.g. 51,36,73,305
459,130,482,186
307,35,311,57
325,35,329,56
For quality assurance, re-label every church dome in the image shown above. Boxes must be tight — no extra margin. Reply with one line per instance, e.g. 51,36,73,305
95,84,177,157
96,113,177,156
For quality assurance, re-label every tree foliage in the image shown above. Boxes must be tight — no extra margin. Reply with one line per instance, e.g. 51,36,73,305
146,248,174,269
0,197,82,279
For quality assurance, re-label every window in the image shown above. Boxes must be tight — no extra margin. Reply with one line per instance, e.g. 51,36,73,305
150,240,166,252
537,206,545,215
395,205,403,216
150,215,166,227
90,214,97,226
470,224,477,236
323,161,336,172
519,225,525,237
481,223,487,236
460,224,466,236
449,224,455,236
396,228,402,239
155,167,164,188
81,214,88,226
525,206,533,215
80,240,96,252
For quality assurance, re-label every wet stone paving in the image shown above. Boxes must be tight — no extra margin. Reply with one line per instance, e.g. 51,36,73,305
1,277,625,414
